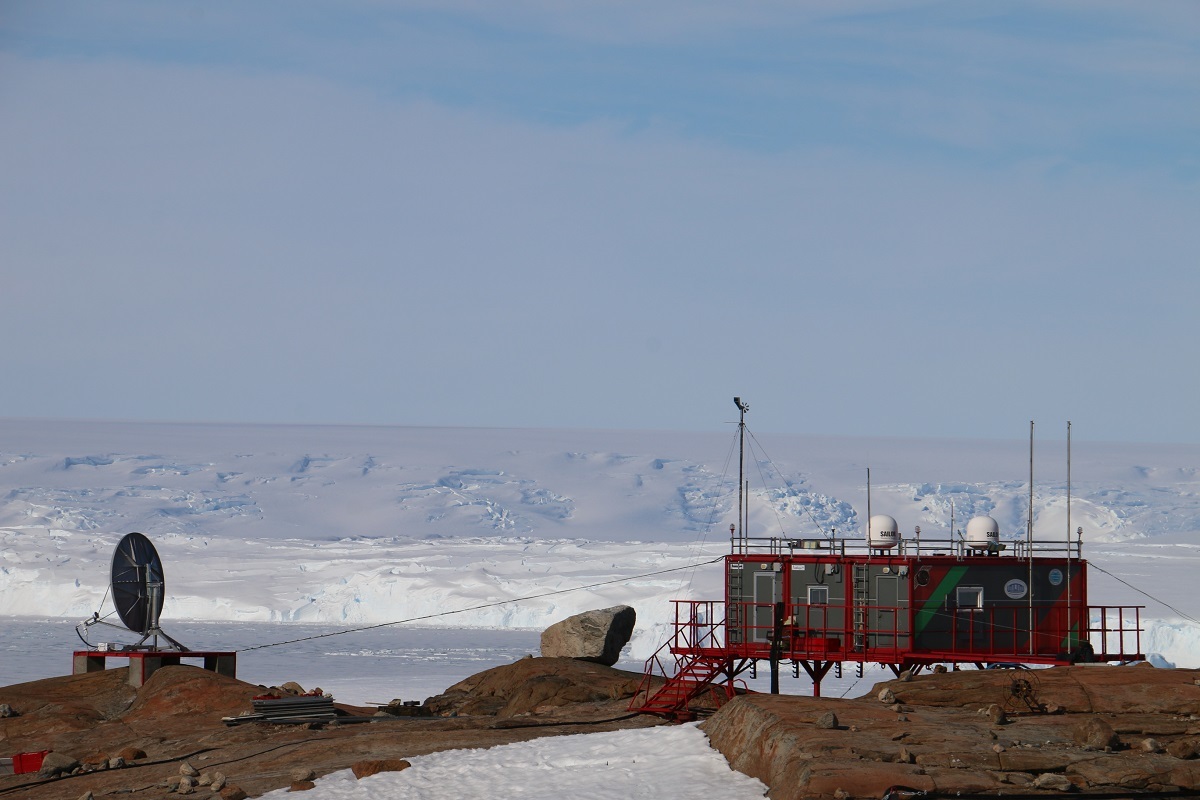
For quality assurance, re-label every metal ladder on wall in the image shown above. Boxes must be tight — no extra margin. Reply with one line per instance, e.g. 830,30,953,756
852,563,869,650
728,566,744,645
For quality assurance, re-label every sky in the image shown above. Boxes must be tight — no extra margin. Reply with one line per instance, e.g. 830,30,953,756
1,2,1197,442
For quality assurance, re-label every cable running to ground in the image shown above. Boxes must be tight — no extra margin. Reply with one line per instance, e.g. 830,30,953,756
237,556,724,653
1089,563,1200,625
747,428,834,540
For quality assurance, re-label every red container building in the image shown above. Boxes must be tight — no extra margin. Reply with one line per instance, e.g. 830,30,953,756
631,404,1145,719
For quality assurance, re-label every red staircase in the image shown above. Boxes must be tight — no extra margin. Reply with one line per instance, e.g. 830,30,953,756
629,601,756,720
631,651,740,720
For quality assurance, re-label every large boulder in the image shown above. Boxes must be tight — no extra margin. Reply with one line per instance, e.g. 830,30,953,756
539,605,636,666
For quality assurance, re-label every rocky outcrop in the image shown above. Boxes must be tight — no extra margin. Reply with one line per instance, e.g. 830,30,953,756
540,605,635,666
701,665,1200,800
425,656,644,717
0,660,660,800
351,758,411,779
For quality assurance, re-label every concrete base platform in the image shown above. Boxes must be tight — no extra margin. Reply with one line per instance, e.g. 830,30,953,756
72,650,237,687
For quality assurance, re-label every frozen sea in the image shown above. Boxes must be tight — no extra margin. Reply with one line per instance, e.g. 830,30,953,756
1,617,897,705
3,618,543,705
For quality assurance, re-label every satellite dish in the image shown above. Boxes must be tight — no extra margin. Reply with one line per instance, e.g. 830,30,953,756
78,532,186,652
112,532,165,634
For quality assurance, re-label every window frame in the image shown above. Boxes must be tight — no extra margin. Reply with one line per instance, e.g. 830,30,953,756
956,585,984,611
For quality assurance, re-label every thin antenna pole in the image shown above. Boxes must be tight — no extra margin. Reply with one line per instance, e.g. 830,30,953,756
734,397,749,552
1028,420,1035,654
1067,420,1073,646
866,467,872,541
1028,421,1035,550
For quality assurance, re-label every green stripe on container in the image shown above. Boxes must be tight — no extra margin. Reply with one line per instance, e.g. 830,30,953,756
1061,622,1081,651
914,565,969,635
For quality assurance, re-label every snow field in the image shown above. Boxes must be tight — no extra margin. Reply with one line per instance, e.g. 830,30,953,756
258,723,768,800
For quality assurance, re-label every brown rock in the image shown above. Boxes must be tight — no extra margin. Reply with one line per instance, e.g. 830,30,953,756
1001,771,1034,786
870,664,1200,715
816,711,839,729
1169,739,1200,760
288,781,316,791
1073,718,1121,750
38,751,80,777
1068,752,1179,790
540,605,636,666
352,759,412,779
220,787,249,800
499,674,607,717
117,746,147,761
121,665,264,724
998,748,1087,773
1168,759,1200,788
426,656,641,718
1033,772,1076,791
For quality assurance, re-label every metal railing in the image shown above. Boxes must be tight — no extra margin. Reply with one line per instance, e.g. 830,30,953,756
730,534,1083,561
664,599,1144,665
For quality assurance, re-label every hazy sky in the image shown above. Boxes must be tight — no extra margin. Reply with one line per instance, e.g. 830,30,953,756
1,2,1197,442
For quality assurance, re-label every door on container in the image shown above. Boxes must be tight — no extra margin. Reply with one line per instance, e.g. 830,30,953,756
753,570,781,642
872,576,899,650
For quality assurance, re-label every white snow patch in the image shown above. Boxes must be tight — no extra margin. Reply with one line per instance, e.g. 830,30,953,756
258,723,768,800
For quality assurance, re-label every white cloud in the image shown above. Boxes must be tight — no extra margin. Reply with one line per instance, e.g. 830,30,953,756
0,5,1197,439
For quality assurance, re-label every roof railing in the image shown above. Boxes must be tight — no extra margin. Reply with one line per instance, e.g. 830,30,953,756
729,534,1083,560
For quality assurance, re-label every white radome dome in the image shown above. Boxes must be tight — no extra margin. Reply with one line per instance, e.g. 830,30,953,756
966,515,1000,550
869,514,899,549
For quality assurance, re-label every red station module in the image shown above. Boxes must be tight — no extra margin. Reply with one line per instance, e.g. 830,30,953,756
631,401,1145,720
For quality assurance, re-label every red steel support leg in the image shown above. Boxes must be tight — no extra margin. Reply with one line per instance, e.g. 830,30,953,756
799,660,836,697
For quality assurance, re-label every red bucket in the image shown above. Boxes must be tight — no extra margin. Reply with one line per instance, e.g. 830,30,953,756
12,750,50,774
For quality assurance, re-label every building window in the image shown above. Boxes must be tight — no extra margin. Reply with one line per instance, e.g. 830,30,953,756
956,586,983,611
808,586,829,605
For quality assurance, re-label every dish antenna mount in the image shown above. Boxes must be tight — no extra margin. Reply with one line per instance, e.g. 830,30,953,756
78,532,187,652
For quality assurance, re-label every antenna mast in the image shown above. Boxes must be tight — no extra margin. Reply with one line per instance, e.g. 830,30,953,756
866,467,872,541
1067,420,1073,646
734,397,749,552
1028,420,1035,654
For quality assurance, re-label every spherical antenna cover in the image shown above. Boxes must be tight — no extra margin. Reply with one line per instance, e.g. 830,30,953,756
965,515,1000,550
869,514,899,549
110,532,165,634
